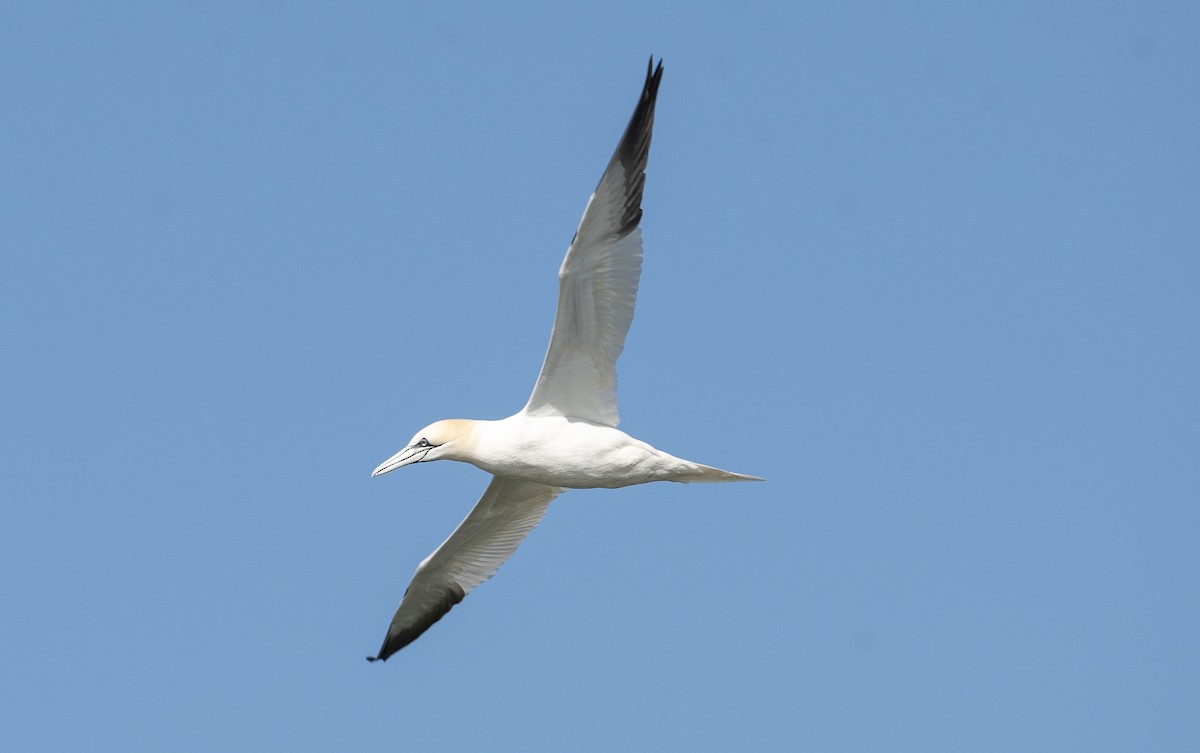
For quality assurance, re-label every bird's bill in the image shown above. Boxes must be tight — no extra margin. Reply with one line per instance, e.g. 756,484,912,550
371,446,428,477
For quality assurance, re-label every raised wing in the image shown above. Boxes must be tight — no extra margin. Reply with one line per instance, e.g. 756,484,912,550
367,476,562,661
522,58,664,427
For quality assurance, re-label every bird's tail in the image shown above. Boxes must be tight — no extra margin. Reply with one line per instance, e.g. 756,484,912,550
673,462,764,484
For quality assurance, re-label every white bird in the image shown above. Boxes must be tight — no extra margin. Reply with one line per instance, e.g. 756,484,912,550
367,58,760,662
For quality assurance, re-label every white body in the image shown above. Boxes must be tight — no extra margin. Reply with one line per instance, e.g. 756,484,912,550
455,415,741,489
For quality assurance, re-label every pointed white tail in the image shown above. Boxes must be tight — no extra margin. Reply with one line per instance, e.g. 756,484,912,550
673,463,764,484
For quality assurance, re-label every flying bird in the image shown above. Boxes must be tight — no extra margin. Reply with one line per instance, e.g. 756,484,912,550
368,58,760,662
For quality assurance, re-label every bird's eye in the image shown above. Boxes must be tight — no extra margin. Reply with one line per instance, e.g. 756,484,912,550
416,438,430,448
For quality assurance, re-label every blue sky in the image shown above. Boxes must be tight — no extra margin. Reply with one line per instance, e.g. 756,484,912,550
2,1,1198,750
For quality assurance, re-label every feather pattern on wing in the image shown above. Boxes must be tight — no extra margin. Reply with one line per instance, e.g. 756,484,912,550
368,476,562,661
523,58,664,427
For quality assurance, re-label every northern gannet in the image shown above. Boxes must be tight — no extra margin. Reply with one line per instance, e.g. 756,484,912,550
367,58,760,662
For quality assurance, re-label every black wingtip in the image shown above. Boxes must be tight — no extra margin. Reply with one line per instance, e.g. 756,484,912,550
368,582,466,664
606,56,664,239
642,55,664,103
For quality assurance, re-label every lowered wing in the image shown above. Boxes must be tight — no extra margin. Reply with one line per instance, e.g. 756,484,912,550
368,476,562,661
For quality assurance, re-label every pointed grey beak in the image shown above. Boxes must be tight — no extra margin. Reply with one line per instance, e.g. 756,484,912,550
371,446,427,478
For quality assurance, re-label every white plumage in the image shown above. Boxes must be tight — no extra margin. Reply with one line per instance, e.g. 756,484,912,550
367,58,760,662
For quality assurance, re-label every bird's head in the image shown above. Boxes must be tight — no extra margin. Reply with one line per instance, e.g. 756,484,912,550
371,419,474,478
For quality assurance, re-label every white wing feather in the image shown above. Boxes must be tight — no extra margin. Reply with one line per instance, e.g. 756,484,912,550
522,60,663,427
369,476,562,661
